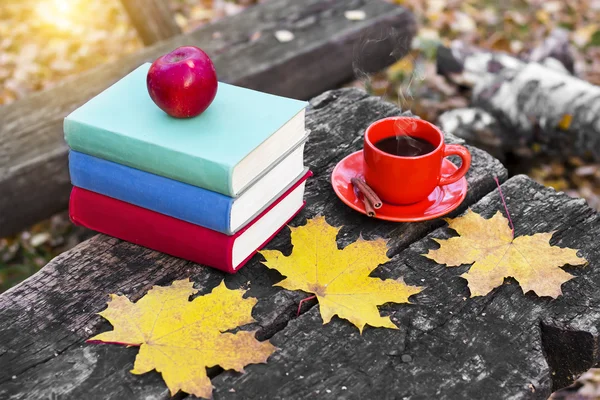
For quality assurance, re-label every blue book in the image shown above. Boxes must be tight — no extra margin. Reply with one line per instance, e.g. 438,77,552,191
64,63,308,197
69,139,307,235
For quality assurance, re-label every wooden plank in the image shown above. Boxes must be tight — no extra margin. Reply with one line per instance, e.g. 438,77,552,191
119,0,181,46
0,0,416,238
209,175,600,400
0,88,506,399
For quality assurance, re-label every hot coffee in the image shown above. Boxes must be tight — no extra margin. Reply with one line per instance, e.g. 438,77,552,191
374,135,436,157
364,117,471,204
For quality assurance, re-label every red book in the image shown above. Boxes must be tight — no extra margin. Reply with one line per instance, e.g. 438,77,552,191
69,171,311,273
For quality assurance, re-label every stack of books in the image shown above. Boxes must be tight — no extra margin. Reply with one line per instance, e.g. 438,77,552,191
65,63,310,273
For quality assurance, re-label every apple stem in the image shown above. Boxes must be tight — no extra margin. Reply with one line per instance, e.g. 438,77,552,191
494,176,515,239
297,295,317,316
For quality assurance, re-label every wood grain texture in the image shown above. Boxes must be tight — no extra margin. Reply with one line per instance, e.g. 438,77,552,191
0,0,416,238
210,175,599,400
0,88,506,399
120,0,181,46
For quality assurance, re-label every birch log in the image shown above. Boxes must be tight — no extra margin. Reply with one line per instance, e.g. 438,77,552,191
437,108,509,160
436,41,524,88
529,28,575,74
437,36,597,160
473,62,600,160
436,34,572,88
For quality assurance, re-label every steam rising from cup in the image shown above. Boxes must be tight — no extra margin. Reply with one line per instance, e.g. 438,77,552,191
392,117,426,157
352,29,427,157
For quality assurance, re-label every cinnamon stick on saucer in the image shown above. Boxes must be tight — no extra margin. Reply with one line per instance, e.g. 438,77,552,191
362,196,376,217
351,178,382,209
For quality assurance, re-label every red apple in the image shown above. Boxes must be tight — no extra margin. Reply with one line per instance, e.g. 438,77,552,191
147,46,218,118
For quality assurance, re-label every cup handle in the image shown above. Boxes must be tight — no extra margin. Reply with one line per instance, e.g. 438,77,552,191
439,144,471,186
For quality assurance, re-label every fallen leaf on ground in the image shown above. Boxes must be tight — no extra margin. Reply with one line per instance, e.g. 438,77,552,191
88,279,275,399
558,114,573,130
344,10,366,21
274,30,294,42
550,368,600,399
451,11,476,33
574,24,599,48
535,9,550,25
417,27,440,41
174,13,188,28
424,209,586,298
386,57,415,80
260,216,421,333
249,31,262,42
190,6,213,20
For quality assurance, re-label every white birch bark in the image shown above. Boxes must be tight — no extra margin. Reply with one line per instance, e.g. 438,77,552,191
438,108,507,160
473,62,600,160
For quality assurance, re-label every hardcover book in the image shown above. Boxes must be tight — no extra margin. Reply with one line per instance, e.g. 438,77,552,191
69,134,307,234
69,171,311,273
64,63,308,197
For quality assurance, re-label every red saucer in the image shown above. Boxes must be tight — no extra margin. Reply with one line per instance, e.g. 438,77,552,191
331,151,468,222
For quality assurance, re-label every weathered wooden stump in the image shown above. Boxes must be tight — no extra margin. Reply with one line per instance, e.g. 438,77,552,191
0,88,505,399
1,88,597,400
212,174,599,400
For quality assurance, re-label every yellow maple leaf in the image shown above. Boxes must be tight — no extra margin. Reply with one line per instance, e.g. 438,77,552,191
557,114,573,130
574,24,599,48
425,210,587,298
88,279,275,399
260,216,422,333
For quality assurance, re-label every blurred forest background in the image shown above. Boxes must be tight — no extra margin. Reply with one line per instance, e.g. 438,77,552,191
1,0,600,292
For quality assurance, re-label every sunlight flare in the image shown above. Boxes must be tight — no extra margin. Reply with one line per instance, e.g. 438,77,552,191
36,0,83,32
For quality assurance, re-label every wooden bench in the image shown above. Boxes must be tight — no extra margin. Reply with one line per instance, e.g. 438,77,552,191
0,0,415,238
3,87,597,399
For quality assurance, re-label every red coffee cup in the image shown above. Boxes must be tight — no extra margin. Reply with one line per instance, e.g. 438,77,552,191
363,117,471,205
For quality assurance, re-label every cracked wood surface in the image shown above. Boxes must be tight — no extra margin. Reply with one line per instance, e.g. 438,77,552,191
211,175,599,400
0,0,416,238
0,88,506,399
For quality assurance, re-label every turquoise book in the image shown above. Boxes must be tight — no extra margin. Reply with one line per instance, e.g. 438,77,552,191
64,63,308,197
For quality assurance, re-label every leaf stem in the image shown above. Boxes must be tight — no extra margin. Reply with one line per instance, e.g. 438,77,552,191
494,176,515,239
297,295,317,316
